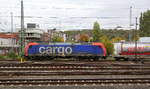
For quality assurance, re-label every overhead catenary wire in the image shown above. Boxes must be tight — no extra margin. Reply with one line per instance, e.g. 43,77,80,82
0,3,148,31
0,16,137,19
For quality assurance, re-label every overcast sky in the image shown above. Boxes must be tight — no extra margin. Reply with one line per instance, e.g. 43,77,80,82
0,0,149,32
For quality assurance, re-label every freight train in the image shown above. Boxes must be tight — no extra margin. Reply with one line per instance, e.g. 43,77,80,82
24,42,107,60
114,42,150,60
24,42,150,61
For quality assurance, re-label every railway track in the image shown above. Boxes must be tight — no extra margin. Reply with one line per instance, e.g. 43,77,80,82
0,64,149,75
0,71,149,76
0,61,150,67
0,62,149,75
0,78,149,86
0,60,149,86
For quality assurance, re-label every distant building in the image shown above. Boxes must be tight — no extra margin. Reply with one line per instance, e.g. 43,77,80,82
0,33,19,54
65,30,92,42
47,29,66,42
139,37,150,43
41,32,50,42
27,23,39,28
18,23,44,43
0,33,18,45
24,28,44,42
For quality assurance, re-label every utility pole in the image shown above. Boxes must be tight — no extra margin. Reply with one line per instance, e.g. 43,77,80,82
129,6,132,42
135,17,138,61
11,12,13,33
10,12,13,52
19,0,25,56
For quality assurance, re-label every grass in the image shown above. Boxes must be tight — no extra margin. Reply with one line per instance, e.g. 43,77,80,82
0,52,19,60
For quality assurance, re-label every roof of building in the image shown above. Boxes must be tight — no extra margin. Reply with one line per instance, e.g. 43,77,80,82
0,33,18,39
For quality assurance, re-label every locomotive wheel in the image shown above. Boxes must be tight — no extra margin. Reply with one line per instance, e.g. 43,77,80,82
93,57,99,61
114,57,120,61
124,58,129,61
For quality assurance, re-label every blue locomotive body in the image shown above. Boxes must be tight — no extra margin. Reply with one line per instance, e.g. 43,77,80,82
25,43,106,60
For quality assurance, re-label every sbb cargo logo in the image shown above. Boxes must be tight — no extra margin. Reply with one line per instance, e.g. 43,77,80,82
39,46,73,55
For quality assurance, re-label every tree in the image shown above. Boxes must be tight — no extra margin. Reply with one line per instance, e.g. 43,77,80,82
111,37,126,43
139,10,150,37
78,34,89,42
100,36,114,55
51,36,64,42
92,21,102,42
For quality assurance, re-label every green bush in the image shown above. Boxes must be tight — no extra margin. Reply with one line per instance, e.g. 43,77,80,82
100,36,114,56
103,41,114,56
7,52,18,59
51,36,64,42
0,55,5,59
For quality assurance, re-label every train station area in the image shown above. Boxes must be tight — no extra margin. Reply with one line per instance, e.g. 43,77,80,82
0,0,149,88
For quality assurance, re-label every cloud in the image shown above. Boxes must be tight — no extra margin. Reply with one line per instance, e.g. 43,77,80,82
0,0,149,31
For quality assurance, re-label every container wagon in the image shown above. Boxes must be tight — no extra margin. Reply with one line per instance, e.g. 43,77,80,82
114,42,150,60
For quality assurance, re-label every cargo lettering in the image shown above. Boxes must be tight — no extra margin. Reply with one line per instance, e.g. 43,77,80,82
39,47,72,55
